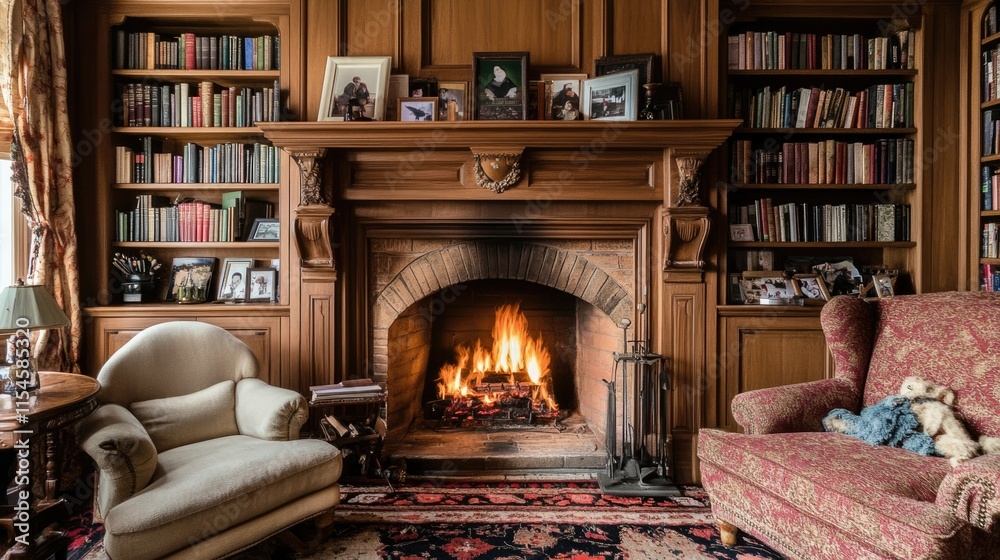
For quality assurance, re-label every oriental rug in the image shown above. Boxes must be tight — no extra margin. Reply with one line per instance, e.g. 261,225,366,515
68,478,784,559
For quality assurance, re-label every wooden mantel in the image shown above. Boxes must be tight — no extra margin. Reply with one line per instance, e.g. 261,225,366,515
258,120,741,153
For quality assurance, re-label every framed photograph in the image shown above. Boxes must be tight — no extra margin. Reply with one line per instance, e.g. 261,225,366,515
408,77,438,99
729,223,755,242
385,74,409,120
812,259,864,296
582,70,639,121
247,267,278,302
540,73,586,121
792,274,831,302
398,97,438,122
874,273,895,298
248,218,280,241
165,257,217,302
437,81,468,121
473,52,529,120
217,258,253,301
317,56,391,121
594,53,657,106
741,271,794,303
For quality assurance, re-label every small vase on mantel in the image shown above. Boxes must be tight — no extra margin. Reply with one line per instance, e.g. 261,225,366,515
639,83,663,120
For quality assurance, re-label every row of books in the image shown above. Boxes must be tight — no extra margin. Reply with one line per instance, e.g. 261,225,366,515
984,222,1000,259
727,29,916,71
988,4,999,37
119,81,281,128
731,139,915,185
982,47,1000,102
731,200,911,243
309,379,385,404
728,83,914,129
114,142,279,184
982,167,1000,211
981,264,1000,292
114,31,279,71
984,110,1000,157
115,193,274,242
116,201,237,243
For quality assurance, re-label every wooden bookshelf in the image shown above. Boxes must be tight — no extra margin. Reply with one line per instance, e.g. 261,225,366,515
972,0,1000,291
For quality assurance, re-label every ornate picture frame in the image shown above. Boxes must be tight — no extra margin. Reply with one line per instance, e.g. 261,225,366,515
317,56,391,121
472,52,529,120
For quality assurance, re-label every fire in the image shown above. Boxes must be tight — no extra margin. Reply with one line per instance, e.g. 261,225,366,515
436,304,558,414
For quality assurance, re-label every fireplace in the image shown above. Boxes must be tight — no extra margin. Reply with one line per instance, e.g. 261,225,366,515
368,235,641,473
258,120,739,481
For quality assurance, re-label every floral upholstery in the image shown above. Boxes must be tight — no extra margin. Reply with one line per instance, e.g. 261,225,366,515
699,292,1000,560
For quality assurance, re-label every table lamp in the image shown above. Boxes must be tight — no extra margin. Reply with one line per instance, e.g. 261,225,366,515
0,279,71,392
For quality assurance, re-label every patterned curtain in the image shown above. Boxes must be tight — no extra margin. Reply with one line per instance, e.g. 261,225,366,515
0,0,80,372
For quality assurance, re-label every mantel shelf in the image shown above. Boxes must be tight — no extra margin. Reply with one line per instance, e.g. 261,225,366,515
257,120,743,152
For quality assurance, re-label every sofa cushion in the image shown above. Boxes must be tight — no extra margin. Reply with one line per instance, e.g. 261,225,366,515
103,435,342,560
699,429,965,559
129,380,239,451
863,292,1000,438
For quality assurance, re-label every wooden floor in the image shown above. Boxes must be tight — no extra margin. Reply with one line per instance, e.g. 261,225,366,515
383,412,607,476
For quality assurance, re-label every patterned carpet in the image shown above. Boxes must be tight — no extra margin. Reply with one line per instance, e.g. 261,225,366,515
69,478,785,559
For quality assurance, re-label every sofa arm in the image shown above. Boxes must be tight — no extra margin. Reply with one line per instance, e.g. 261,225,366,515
75,404,158,518
936,454,1000,532
732,378,860,434
235,378,309,440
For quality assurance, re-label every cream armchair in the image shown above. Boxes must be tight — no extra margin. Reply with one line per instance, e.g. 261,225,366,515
76,321,342,560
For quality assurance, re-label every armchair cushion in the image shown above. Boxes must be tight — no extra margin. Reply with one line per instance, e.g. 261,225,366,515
103,435,342,560
235,378,308,440
699,429,977,559
75,404,158,518
129,379,238,451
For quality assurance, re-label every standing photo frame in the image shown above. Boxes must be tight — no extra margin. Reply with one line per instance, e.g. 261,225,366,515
317,56,391,121
540,73,586,121
217,258,254,302
165,257,217,303
248,218,280,241
437,81,468,121
792,273,831,302
874,273,895,298
594,53,657,107
398,97,438,121
582,70,639,121
472,52,529,120
385,74,409,120
247,267,278,302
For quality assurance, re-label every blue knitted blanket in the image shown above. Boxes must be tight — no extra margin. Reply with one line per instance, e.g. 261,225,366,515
824,396,937,456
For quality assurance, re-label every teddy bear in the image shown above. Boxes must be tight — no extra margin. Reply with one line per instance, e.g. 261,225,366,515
898,376,1000,466
823,376,1000,467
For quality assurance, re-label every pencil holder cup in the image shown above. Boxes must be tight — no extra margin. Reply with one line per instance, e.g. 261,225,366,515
121,274,157,303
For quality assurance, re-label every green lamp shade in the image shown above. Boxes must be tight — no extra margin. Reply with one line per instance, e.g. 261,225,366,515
0,283,71,334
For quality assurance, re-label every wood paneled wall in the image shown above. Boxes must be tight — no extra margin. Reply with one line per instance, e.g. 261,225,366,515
301,0,717,121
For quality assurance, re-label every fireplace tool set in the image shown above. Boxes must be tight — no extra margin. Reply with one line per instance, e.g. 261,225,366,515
597,304,681,497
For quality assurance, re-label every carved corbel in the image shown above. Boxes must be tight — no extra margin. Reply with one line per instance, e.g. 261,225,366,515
471,147,525,193
663,150,712,282
289,150,336,274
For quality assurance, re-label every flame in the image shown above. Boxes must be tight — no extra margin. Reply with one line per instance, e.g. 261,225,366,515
435,304,557,413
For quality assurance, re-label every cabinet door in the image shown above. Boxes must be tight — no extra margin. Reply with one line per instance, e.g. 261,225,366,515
714,314,832,431
87,317,185,376
201,317,281,385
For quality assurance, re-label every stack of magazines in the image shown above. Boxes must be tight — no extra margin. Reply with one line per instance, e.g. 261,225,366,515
309,378,385,404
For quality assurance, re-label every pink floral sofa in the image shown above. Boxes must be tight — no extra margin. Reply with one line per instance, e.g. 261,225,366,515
698,291,1000,560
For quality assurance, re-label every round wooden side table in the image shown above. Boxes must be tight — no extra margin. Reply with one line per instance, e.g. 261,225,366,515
0,372,100,559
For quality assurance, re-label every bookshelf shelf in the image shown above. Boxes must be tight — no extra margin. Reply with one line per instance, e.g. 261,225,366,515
112,69,279,82
983,30,1000,45
983,98,1000,110
114,182,278,191
113,241,280,249
734,127,917,135
113,127,266,141
983,154,1000,164
729,241,917,249
730,183,916,190
983,210,1000,218
728,69,918,77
